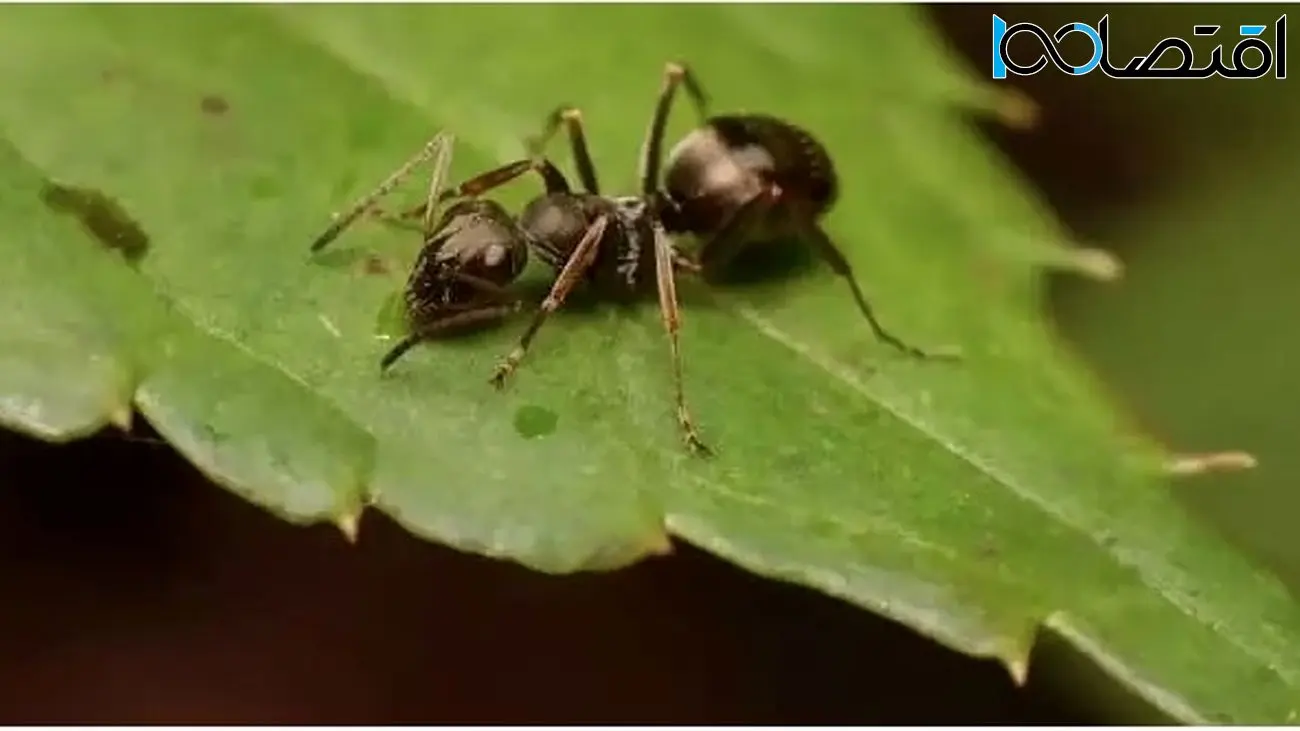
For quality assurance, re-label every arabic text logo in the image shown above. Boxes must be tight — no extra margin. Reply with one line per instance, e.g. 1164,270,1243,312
991,14,1287,80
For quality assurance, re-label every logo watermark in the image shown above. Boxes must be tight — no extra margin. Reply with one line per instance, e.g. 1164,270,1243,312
992,14,1287,80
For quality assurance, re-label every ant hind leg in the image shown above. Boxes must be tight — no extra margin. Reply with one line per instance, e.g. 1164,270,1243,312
802,222,961,361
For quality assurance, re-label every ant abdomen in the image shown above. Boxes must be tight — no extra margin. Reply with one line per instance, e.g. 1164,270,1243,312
663,113,839,239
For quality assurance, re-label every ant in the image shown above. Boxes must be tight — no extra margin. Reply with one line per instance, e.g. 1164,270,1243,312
529,62,959,362
308,131,713,456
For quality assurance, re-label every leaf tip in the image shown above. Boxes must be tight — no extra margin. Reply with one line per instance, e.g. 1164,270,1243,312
108,402,134,431
998,234,1124,282
1051,246,1125,282
335,505,364,544
643,527,675,557
958,82,1040,131
1164,450,1258,477
995,630,1036,687
991,86,1040,131
1004,652,1030,687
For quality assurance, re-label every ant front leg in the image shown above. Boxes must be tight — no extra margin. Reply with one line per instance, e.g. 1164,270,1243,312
801,221,961,361
365,137,459,237
381,273,524,373
367,210,426,234
639,61,710,196
528,106,601,195
652,224,711,457
380,305,521,373
310,131,454,253
488,215,610,389
398,157,573,221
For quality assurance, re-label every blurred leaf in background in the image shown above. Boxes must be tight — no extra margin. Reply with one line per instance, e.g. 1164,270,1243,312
1043,2,1300,590
967,2,1300,595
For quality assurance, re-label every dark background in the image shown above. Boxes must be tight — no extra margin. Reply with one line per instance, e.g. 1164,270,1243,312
0,4,1288,723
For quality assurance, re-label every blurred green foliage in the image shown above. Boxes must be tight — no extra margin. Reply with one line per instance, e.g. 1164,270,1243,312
1031,3,1300,595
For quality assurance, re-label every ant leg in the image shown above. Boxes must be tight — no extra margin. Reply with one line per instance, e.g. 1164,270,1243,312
652,224,711,456
672,249,703,275
380,303,521,373
364,136,452,236
489,215,609,389
310,131,453,253
801,222,961,361
367,209,426,234
639,61,710,195
381,272,523,372
527,106,601,195
691,185,780,278
419,127,457,233
399,157,572,220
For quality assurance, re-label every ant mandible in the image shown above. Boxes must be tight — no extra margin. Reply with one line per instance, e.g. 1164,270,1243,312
530,62,959,361
308,130,712,456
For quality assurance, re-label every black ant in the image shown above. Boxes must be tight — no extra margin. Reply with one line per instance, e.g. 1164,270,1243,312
308,131,712,456
530,62,959,361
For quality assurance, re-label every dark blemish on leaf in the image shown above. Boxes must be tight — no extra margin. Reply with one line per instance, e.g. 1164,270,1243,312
199,94,229,116
40,181,150,267
360,253,390,276
311,246,367,269
200,422,227,444
99,65,135,85
513,404,558,439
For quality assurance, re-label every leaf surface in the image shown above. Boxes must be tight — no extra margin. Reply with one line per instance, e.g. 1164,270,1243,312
0,5,1296,722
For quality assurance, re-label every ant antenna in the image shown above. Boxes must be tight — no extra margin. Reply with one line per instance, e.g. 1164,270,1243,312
310,131,455,254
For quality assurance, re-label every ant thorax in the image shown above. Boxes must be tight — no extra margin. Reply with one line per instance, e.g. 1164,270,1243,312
608,195,655,291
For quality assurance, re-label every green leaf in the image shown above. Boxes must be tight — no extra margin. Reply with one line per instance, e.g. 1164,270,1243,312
0,5,1296,722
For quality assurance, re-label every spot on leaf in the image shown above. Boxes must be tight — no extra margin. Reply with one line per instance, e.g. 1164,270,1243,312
39,181,150,267
514,404,558,439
